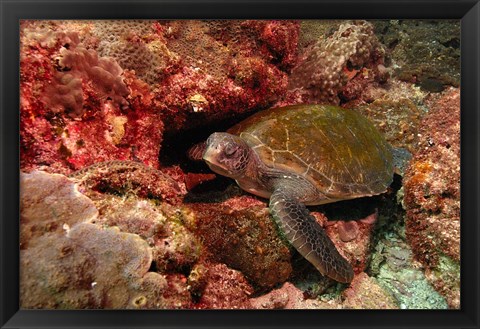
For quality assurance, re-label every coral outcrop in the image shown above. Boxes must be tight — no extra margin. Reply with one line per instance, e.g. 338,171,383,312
374,20,460,90
69,160,186,204
19,170,195,309
289,20,386,104
20,170,98,249
188,195,293,290
403,88,460,308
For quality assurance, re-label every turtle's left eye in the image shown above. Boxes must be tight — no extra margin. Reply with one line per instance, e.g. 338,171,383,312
224,143,237,156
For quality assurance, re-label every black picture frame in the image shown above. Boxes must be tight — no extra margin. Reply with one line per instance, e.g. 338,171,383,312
1,0,479,328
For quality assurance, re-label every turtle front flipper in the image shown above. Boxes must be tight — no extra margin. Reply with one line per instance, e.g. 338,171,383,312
269,189,354,283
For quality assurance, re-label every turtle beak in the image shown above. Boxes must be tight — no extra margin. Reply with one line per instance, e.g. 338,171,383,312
203,147,232,177
202,147,218,165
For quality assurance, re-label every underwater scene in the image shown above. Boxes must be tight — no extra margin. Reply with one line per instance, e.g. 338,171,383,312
19,20,460,309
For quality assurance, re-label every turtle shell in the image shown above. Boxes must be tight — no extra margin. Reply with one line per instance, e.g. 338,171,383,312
228,104,394,202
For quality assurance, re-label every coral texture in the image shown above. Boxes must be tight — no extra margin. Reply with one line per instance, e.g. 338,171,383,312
289,20,385,104
374,20,460,89
188,197,293,290
20,170,98,249
45,45,129,118
69,160,186,204
403,88,460,308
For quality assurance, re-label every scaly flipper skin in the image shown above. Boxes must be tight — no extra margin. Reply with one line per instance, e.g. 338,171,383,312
269,188,354,283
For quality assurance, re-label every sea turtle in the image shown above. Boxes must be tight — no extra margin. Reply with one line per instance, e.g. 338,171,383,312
189,104,399,283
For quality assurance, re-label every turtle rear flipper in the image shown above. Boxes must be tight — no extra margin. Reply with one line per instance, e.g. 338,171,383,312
269,188,354,283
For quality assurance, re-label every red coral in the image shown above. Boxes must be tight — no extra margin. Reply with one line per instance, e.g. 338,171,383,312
194,263,253,309
69,160,185,204
404,87,460,266
403,87,460,308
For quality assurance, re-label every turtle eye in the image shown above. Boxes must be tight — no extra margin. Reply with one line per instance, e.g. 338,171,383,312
224,143,237,156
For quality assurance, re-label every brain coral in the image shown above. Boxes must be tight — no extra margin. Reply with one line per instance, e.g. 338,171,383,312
94,20,178,85
289,20,385,104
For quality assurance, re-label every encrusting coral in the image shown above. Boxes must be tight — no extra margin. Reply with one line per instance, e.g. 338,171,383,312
68,160,186,204
403,87,460,308
289,20,386,104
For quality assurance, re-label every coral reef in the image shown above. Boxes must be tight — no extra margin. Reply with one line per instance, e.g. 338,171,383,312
92,19,299,131
20,170,98,249
374,20,460,90
342,272,398,309
69,160,186,204
19,19,461,310
289,20,386,104
19,21,164,173
194,263,254,309
20,19,300,173
403,88,460,308
188,195,293,290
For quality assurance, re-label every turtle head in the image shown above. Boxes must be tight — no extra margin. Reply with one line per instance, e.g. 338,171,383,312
203,132,251,179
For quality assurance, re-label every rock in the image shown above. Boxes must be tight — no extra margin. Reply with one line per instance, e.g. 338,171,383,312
403,87,460,308
20,170,98,249
374,20,460,89
250,282,340,309
342,272,398,309
188,195,293,290
194,263,253,309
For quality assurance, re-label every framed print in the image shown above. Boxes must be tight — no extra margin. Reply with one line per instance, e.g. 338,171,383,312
1,0,479,328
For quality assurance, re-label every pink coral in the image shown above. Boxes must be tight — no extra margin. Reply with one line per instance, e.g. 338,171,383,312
19,21,165,173
45,45,129,118
194,263,253,309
